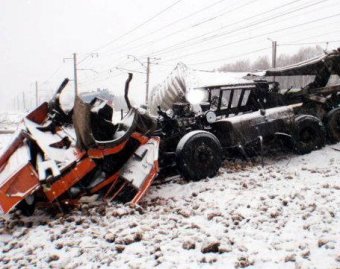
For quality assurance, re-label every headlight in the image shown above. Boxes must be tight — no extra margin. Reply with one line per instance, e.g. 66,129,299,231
205,111,216,124
186,89,207,105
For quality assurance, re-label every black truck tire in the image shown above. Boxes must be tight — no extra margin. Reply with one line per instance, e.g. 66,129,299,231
16,195,36,216
176,131,222,181
325,107,340,142
293,115,326,154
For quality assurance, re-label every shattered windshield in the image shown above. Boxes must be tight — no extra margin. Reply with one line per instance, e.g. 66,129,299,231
210,88,252,111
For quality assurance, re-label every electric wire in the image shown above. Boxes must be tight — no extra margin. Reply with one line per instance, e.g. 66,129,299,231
160,12,340,63
84,0,306,70
148,0,331,57
79,0,185,61
80,0,331,73
188,47,271,65
279,40,340,46
77,0,340,87
100,0,261,59
93,0,227,58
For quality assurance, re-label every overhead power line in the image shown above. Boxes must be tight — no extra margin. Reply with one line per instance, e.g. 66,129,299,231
149,0,331,57
43,63,64,84
78,58,140,86
75,0,340,89
87,0,337,72
279,40,340,46
79,72,125,88
80,0,315,73
189,39,340,66
281,28,340,44
101,0,260,59
188,47,271,65
160,12,340,63
83,0,184,57
95,0,227,58
141,0,309,56
84,0,262,70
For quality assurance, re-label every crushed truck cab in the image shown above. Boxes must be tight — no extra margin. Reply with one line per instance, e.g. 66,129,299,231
0,75,159,215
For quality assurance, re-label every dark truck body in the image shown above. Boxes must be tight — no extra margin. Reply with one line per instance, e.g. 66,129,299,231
155,49,340,179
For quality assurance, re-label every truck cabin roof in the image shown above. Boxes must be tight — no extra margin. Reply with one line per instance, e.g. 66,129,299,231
194,81,278,116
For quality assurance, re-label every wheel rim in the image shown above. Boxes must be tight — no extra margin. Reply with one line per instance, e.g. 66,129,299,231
178,133,222,180
335,116,340,131
300,128,314,144
193,143,214,166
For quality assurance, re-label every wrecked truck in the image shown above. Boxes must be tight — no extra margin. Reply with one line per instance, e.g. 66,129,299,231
154,93,325,182
263,48,340,142
149,49,340,179
0,74,159,215
2,49,340,216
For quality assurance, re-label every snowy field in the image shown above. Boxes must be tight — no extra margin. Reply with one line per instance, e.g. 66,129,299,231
0,112,24,133
0,134,339,269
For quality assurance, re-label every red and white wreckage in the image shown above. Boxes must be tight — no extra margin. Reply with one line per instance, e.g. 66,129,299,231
0,74,160,215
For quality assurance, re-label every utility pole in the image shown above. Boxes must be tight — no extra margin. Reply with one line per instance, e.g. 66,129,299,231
127,55,160,105
35,81,39,107
64,53,78,96
146,57,151,104
272,41,277,82
22,92,26,111
268,38,277,82
145,57,160,104
272,41,277,69
73,53,78,96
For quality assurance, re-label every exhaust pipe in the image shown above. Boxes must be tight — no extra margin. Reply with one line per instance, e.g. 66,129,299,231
124,73,133,110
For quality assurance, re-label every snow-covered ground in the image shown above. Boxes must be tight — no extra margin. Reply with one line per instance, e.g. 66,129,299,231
0,112,24,132
0,134,339,268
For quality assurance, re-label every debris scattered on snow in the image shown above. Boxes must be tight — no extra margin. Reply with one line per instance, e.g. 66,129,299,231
0,136,339,268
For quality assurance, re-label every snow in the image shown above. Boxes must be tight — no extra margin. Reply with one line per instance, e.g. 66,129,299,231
0,142,30,188
0,112,25,133
225,105,294,124
191,69,252,88
24,118,79,167
0,134,339,268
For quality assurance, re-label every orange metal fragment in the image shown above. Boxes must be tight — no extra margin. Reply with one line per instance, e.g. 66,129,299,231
87,141,128,158
131,132,149,145
26,102,49,124
90,172,120,194
44,158,96,202
0,163,40,213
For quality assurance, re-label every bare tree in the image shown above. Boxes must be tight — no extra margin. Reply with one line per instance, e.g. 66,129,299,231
218,59,251,72
218,46,325,89
251,56,270,70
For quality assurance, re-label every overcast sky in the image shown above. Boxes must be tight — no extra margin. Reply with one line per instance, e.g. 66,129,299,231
1,0,340,111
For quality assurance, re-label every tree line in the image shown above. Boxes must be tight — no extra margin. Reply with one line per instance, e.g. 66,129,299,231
217,46,326,89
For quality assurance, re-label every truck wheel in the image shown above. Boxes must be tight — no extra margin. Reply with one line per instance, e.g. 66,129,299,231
176,131,222,181
293,115,326,154
325,107,340,142
17,195,36,216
